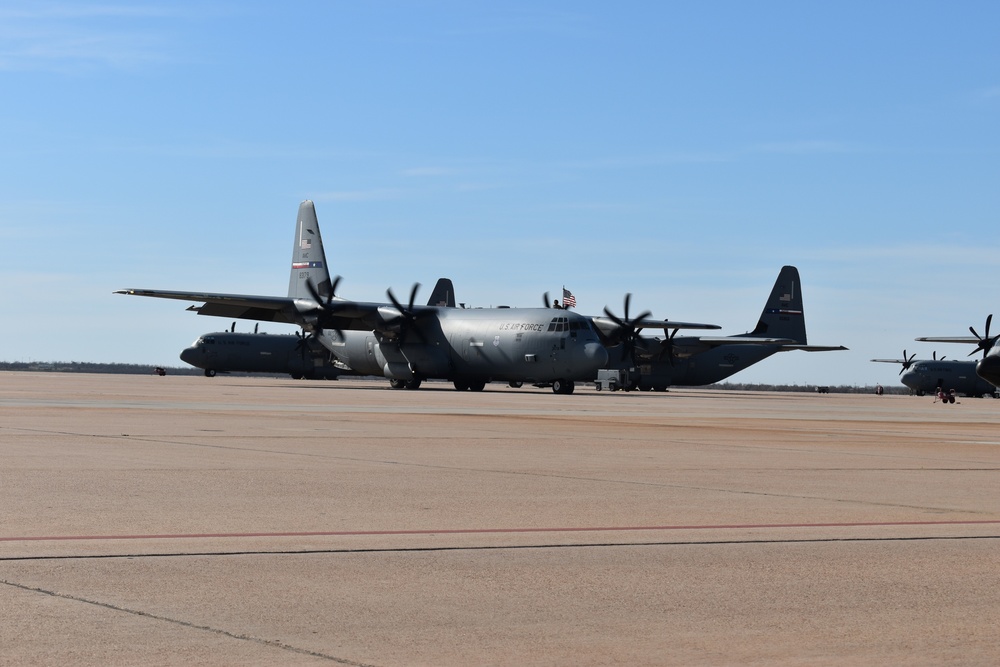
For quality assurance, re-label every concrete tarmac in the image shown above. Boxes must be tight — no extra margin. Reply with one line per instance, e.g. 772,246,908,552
2,371,999,665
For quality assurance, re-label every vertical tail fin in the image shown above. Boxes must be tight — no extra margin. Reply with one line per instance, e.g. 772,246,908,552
426,278,456,307
748,265,808,343
287,200,332,299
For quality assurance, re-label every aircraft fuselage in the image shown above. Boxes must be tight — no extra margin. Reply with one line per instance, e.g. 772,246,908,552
327,307,607,386
181,331,340,379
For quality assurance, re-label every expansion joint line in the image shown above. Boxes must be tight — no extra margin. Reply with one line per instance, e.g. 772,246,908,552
0,579,377,667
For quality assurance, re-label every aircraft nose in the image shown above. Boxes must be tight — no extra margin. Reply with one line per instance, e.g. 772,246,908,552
899,370,918,390
179,346,200,366
977,355,1000,387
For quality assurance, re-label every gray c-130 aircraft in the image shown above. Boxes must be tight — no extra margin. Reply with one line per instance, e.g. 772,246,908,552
117,200,720,393
914,314,1000,391
870,349,996,397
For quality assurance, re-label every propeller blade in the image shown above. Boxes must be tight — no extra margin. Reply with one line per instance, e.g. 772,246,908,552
306,278,326,306
386,287,403,312
408,283,420,311
603,305,624,327
386,283,426,344
968,315,997,358
602,294,655,363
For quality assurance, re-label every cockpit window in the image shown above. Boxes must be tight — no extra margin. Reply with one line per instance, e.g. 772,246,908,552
547,316,570,332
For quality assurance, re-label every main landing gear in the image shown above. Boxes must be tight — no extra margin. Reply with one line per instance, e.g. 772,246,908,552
551,379,575,395
389,378,422,390
453,379,486,391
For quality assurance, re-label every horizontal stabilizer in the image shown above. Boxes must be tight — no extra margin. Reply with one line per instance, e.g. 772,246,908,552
696,336,797,346
591,316,720,336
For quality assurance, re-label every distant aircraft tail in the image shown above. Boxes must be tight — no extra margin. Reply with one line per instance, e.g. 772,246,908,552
287,200,333,299
426,278,456,307
742,265,808,344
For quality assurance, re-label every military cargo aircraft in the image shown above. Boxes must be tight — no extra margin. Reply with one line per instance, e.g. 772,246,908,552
871,349,996,397
181,279,459,379
119,200,718,393
182,326,341,379
915,314,1000,391
587,266,847,391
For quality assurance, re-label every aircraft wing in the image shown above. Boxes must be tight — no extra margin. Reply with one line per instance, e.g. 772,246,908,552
114,288,396,332
871,357,906,363
914,336,980,344
777,344,849,352
115,289,306,324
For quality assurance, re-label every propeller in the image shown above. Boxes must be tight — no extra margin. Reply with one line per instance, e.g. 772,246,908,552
603,293,652,362
294,329,310,360
304,275,344,339
386,283,427,344
932,351,945,361
305,275,342,310
968,314,997,359
899,349,916,375
657,327,681,366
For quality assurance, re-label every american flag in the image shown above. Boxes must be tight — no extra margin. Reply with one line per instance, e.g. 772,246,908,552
562,287,576,309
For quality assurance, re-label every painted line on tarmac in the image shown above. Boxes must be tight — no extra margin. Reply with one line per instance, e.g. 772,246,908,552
4,519,1000,543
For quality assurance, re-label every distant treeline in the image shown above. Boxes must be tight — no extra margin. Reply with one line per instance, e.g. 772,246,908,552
0,361,204,376
710,382,909,395
0,361,904,393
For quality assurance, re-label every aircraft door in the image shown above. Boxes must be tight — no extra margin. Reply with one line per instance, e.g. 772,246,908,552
463,338,484,364
548,334,566,372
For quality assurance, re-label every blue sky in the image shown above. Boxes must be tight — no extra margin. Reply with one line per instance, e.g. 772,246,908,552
1,1,997,386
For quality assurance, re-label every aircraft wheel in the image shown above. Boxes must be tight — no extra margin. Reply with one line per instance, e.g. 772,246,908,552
389,379,406,389
454,380,469,391
552,379,574,395
405,379,422,390
204,369,216,378
508,381,523,388
469,380,486,392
